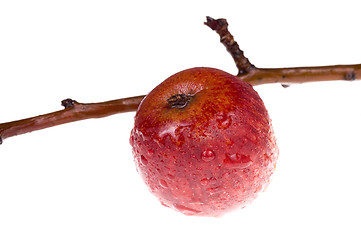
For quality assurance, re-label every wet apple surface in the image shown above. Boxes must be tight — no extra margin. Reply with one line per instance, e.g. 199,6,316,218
130,67,279,216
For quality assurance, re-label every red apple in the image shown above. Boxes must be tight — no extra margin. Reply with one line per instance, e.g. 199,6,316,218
130,67,278,216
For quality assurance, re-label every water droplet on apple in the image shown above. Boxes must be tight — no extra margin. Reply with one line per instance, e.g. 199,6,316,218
160,201,170,208
224,153,252,169
222,172,230,178
209,177,218,185
216,112,232,129
173,204,201,215
206,186,222,196
159,179,168,188
140,155,148,165
200,178,209,186
248,133,257,142
220,118,232,129
167,174,175,180
207,188,215,195
147,149,154,156
158,125,177,141
219,192,230,201
201,150,215,162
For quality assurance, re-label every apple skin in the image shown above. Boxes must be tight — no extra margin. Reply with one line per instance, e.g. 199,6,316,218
130,67,278,216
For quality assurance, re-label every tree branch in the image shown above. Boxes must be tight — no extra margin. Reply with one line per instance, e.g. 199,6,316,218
1,16,360,144
243,64,360,86
0,96,144,143
204,16,255,75
204,17,360,86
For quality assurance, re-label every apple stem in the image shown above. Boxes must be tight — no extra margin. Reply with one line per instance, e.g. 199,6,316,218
0,95,144,144
167,94,193,109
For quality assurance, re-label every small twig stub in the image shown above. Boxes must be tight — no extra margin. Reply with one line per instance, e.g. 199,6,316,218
205,16,255,76
61,98,76,109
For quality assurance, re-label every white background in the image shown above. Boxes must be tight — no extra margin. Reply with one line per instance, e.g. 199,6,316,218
1,1,361,239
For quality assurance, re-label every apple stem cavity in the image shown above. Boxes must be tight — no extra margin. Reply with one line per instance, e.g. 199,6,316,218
167,94,193,109
1,16,361,144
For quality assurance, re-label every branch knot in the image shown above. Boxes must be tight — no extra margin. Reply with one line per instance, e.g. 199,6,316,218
61,98,76,109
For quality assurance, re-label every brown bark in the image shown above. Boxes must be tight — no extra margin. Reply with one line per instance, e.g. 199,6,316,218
1,17,360,144
0,96,144,143
204,16,255,75
243,64,360,86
